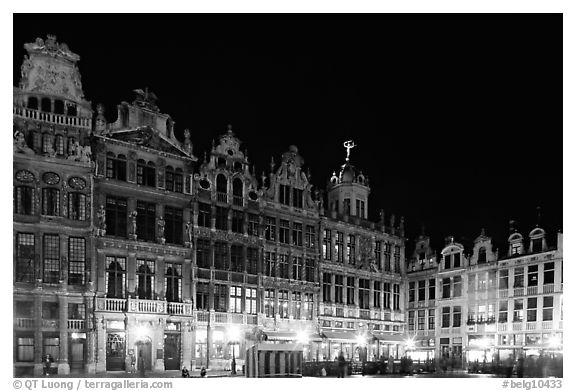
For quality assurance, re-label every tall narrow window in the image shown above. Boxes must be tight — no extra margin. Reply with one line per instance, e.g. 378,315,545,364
232,211,244,234
247,247,258,275
499,270,509,289
408,311,415,331
229,286,242,313
343,198,351,215
246,288,257,314
68,192,86,221
347,234,356,264
322,273,332,303
174,168,183,193
196,282,209,310
335,231,344,262
359,279,370,309
278,290,289,318
230,245,243,272
106,153,127,181
14,186,34,215
478,247,487,264
528,265,538,287
215,206,228,231
384,283,391,309
292,292,302,319
418,310,426,330
292,223,303,246
384,243,391,271
279,220,290,244
137,160,156,187
264,289,275,317
42,188,59,216
409,282,415,302
279,184,290,205
393,284,400,310
292,256,303,280
106,256,126,298
374,281,381,308
264,252,276,277
453,306,462,327
305,258,315,282
165,263,182,302
277,254,288,279
16,233,35,283
442,278,451,298
106,196,127,238
305,226,316,248
334,275,343,303
136,201,156,242
292,188,303,208
498,301,508,323
513,267,524,288
136,259,155,299
542,296,554,321
196,239,211,268
444,254,451,269
428,309,435,330
347,277,355,305
544,262,555,284
216,175,227,203
453,276,462,297
513,299,524,321
374,241,382,270
198,203,211,228
304,293,314,320
393,246,401,272
429,278,436,300
214,242,228,270
214,284,227,312
265,217,276,241
247,214,259,236
418,280,426,302
442,307,451,328
68,237,85,285
527,297,537,322
164,206,183,245
43,234,60,284
323,229,332,260
453,252,461,268
232,178,243,206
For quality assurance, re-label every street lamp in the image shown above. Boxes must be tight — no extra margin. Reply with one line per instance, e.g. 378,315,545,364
297,330,309,344
228,325,241,375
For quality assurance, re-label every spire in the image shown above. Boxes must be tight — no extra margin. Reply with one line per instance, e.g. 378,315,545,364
270,156,275,173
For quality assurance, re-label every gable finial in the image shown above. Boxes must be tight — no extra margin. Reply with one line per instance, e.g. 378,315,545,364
227,124,233,135
343,140,356,162
536,206,542,227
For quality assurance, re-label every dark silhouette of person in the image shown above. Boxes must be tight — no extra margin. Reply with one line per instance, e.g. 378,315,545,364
337,351,346,378
138,350,146,377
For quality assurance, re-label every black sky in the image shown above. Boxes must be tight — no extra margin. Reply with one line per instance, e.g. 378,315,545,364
13,14,563,254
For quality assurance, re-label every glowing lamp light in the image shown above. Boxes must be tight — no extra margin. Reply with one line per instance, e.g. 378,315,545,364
71,332,81,340
228,325,241,342
297,330,309,344
404,338,416,350
135,326,147,340
356,335,367,346
477,337,491,350
548,336,562,349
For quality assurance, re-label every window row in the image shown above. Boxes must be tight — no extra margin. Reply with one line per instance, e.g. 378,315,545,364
106,256,183,302
408,309,436,331
263,289,314,319
263,252,315,282
196,240,260,275
23,132,80,155
26,96,78,116
278,184,304,209
14,186,87,220
15,233,86,285
322,277,401,310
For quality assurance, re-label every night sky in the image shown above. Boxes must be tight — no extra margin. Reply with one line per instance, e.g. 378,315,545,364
13,14,563,255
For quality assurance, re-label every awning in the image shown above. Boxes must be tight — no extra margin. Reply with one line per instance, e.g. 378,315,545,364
322,331,359,342
372,334,405,342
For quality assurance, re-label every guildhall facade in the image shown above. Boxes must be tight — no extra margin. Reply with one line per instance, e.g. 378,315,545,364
13,36,562,376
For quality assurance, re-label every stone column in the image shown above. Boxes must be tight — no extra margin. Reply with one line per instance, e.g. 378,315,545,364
33,296,43,376
242,246,248,273
319,271,324,302
58,295,70,374
95,316,106,373
157,256,165,300
330,274,336,303
84,294,96,374
354,277,359,310
182,321,193,371
183,258,192,301
342,274,348,305
127,253,137,297
96,251,106,295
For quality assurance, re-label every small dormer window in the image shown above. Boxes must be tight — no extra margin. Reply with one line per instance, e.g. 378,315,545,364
453,252,461,268
343,198,351,215
444,254,451,269
279,184,290,206
511,242,522,255
217,157,226,168
478,247,487,264
532,238,543,253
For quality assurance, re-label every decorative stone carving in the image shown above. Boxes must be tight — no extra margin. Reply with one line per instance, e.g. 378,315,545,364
157,216,166,244
67,141,92,163
94,104,107,135
185,221,193,246
96,204,106,236
129,211,138,240
68,176,87,190
183,129,193,155
13,130,34,155
42,172,60,185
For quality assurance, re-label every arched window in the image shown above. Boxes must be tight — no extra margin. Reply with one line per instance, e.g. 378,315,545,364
54,100,64,115
67,104,77,117
106,257,126,299
232,178,243,206
14,186,34,215
27,97,38,110
106,153,127,181
478,247,487,264
136,260,155,300
41,98,51,113
165,264,182,303
216,174,227,202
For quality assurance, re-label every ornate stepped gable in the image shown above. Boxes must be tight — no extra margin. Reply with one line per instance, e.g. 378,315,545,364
265,145,318,211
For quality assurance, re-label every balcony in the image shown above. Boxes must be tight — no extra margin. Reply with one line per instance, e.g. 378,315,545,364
513,287,525,296
498,289,509,298
526,322,536,331
216,192,228,203
168,302,193,316
197,311,210,322
128,298,165,313
214,312,228,323
233,196,243,207
526,286,538,295
498,323,508,332
15,318,34,329
542,284,554,294
247,315,258,325
230,313,243,324
512,322,523,331
359,309,371,320
97,298,126,312
67,319,85,330
542,321,553,330
41,319,59,328
13,106,92,129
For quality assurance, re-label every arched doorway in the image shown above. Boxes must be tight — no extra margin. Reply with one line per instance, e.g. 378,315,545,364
135,338,152,372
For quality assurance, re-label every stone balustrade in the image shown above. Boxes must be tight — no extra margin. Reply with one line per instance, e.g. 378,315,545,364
13,106,91,129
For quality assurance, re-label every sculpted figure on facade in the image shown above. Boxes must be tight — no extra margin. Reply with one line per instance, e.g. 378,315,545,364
97,204,106,236
129,211,138,240
157,216,166,244
13,130,34,155
185,221,193,246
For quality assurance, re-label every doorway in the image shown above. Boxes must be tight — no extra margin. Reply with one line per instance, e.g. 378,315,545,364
69,336,85,372
106,333,125,371
164,333,181,370
136,340,152,371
